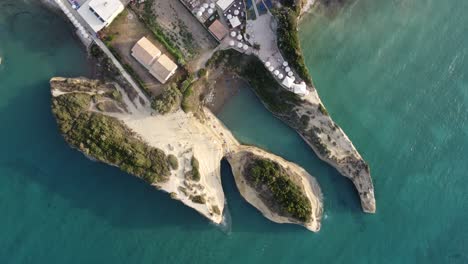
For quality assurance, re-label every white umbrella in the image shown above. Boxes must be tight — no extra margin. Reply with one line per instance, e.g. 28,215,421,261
273,70,279,76
265,61,271,67
278,74,284,79
268,66,274,71
227,14,233,19
229,40,235,46
208,8,214,14
237,42,243,48
230,31,237,37
203,3,209,8
200,7,206,12
290,76,296,81
197,11,203,17
210,3,215,8
283,61,288,67
234,10,240,15
242,44,248,50
288,71,293,76
285,67,291,72
237,35,242,40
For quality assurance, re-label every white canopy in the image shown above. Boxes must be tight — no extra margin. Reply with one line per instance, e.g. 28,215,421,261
229,16,241,28
292,82,308,95
282,76,294,88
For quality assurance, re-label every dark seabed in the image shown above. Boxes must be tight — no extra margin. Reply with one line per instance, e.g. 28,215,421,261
0,0,467,263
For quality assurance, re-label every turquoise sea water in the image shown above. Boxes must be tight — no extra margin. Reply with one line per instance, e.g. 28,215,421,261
1,0,467,263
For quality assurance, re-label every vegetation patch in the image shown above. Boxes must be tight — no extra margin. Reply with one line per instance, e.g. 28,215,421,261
168,154,179,170
273,8,313,85
246,157,312,222
151,83,182,114
52,90,171,184
190,156,201,182
190,195,206,204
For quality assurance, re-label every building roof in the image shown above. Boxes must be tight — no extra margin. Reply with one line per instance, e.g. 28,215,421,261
131,37,162,67
292,82,308,95
149,55,178,84
229,16,241,28
216,0,234,11
282,76,293,88
78,0,123,32
89,0,124,21
208,20,228,41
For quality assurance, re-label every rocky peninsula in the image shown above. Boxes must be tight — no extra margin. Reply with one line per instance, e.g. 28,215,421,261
50,77,323,231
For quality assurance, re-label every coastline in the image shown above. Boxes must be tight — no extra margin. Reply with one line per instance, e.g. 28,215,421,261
50,77,324,231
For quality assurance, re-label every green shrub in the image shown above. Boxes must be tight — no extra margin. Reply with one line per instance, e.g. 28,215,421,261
151,84,182,114
247,158,312,222
51,90,171,184
191,195,206,204
191,156,201,181
198,68,207,78
212,205,221,215
274,8,313,85
168,154,179,170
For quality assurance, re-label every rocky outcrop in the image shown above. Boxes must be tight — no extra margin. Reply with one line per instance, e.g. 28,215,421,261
279,89,376,213
50,77,324,231
227,146,323,231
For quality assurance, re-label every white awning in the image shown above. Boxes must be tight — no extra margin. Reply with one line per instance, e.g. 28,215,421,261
229,16,241,28
282,76,294,88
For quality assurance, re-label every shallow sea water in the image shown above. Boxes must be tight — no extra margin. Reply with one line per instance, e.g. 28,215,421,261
1,0,467,263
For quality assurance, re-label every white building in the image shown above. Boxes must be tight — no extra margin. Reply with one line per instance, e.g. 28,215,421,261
78,0,124,32
216,0,234,11
282,77,309,96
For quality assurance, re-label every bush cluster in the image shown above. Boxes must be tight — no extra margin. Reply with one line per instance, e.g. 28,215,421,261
52,92,171,184
168,154,179,170
274,8,313,85
151,84,182,114
247,158,312,222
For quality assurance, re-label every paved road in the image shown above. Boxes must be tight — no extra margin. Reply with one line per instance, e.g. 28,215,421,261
55,0,151,110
